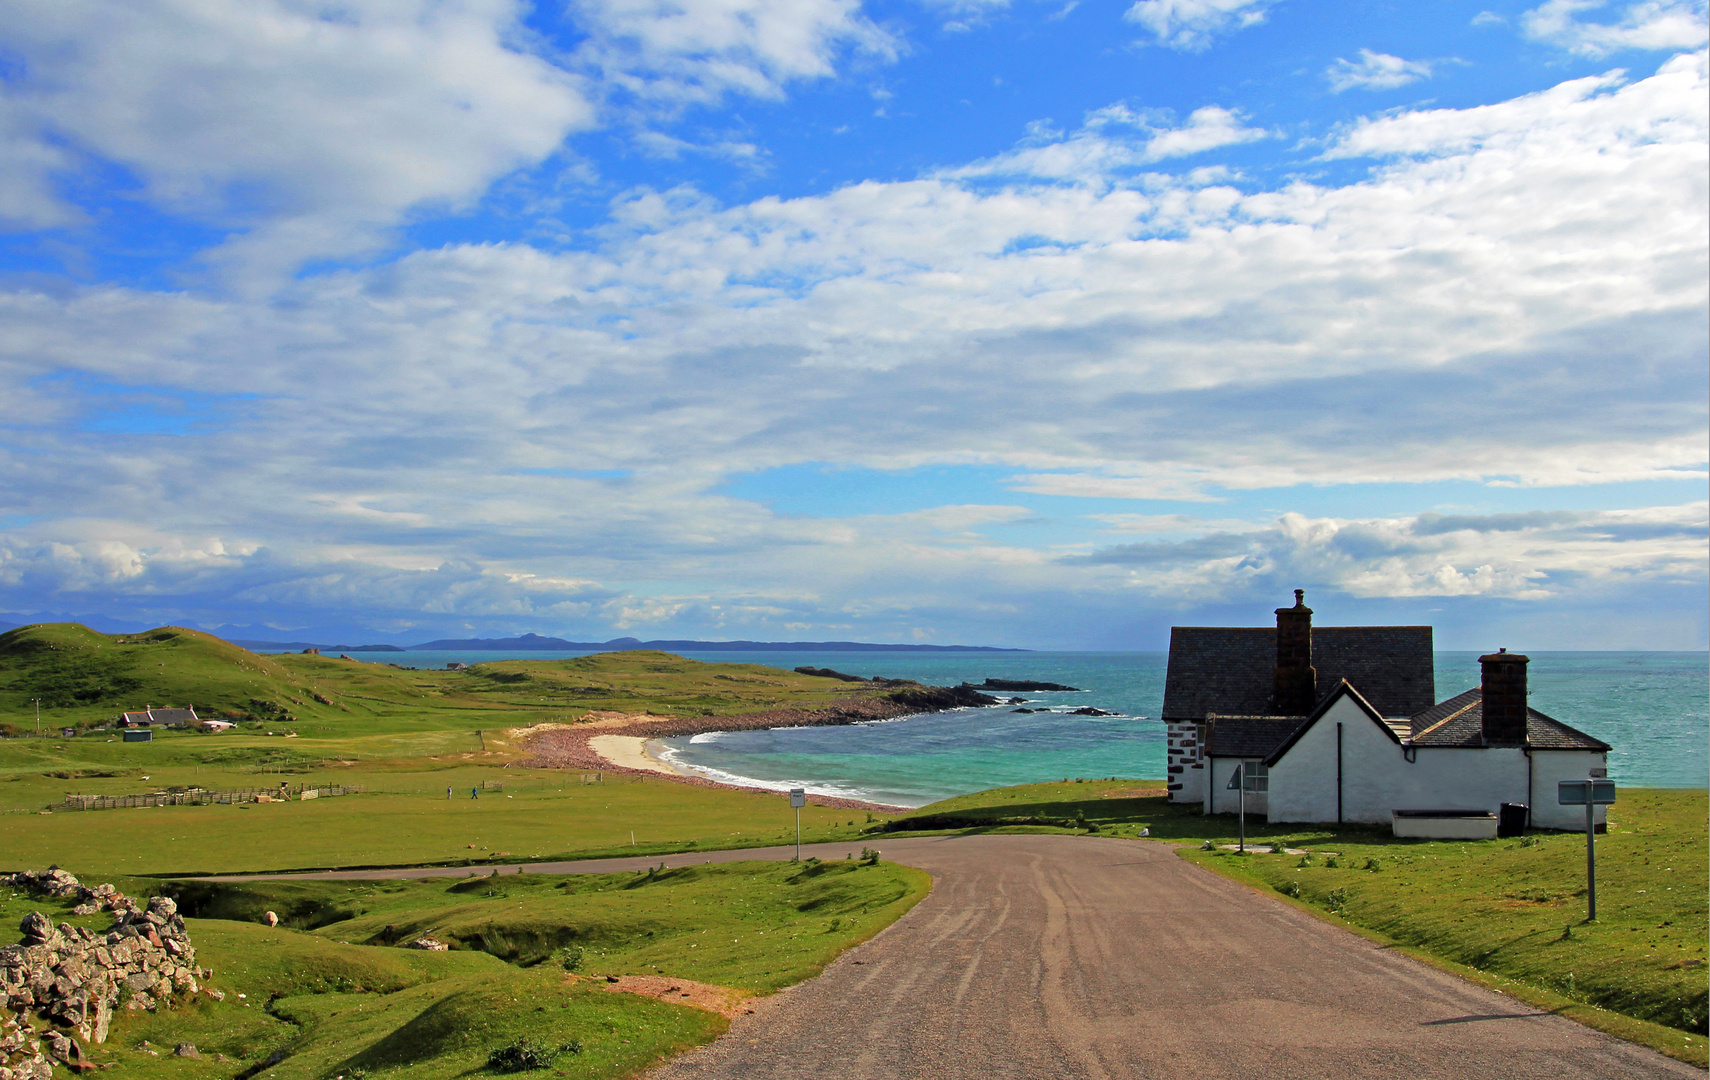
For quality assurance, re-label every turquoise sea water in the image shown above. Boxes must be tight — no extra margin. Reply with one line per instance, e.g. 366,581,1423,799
645,651,1707,807
305,647,1707,808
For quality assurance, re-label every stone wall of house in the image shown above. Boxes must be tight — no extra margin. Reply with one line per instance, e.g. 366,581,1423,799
0,870,214,1080
1165,721,1205,803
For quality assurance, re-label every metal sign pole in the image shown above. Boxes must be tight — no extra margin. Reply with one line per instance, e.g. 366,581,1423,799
789,788,806,861
1585,798,1596,921
1559,777,1614,923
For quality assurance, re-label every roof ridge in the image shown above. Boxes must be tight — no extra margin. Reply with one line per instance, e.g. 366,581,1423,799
1414,697,1479,740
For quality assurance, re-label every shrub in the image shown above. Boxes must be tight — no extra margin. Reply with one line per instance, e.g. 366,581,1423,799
487,1038,582,1072
1278,880,1302,898
1325,888,1351,913
858,847,881,866
556,945,584,973
1324,856,1340,869
1364,857,1382,872
1269,840,1288,854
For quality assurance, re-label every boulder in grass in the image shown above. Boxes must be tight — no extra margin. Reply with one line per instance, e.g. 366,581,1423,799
403,937,449,951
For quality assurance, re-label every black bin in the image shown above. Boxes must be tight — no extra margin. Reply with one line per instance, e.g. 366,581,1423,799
1498,802,1528,838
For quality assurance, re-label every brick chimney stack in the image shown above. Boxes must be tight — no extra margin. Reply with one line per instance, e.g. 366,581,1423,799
1272,589,1316,715
1479,648,1530,745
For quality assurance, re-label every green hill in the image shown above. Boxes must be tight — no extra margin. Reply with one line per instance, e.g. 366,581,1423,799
0,623,337,732
0,623,887,735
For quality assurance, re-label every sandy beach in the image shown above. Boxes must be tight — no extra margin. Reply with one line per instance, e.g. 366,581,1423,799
518,702,941,813
587,734,686,778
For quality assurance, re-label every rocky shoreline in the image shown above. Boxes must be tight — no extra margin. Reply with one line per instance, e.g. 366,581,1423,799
519,682,997,813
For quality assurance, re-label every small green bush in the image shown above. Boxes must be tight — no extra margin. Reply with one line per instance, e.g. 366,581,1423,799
1325,888,1351,913
486,1038,582,1072
1277,880,1302,898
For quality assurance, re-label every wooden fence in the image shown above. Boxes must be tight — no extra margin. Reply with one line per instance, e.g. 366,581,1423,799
49,784,363,812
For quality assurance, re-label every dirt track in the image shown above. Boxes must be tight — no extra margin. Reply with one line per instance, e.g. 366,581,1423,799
238,835,1695,1080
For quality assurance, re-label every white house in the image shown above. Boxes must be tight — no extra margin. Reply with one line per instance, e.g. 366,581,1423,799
1165,591,1609,835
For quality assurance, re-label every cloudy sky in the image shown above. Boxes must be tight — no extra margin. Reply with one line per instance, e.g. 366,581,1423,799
0,0,1705,649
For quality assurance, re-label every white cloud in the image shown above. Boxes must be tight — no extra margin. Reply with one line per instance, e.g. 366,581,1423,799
0,0,902,281
0,0,597,279
571,0,898,106
1068,503,1709,602
1521,0,1708,57
1124,0,1276,51
0,100,81,230
946,103,1268,182
1327,49,1436,92
0,60,1704,641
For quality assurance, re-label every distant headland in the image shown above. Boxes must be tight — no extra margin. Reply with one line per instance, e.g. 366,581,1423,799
231,632,1027,653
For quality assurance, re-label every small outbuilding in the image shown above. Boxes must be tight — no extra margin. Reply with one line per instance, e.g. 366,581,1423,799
199,719,236,733
121,729,153,743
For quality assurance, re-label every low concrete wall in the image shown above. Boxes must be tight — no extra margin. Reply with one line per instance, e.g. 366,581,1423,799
1392,812,1498,840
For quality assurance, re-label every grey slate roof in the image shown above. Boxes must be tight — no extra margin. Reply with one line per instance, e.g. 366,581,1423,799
1205,716,1305,758
1409,689,1610,750
1162,625,1435,720
119,707,199,726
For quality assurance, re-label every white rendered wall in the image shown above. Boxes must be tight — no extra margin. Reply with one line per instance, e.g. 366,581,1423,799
1529,751,1610,830
1267,694,1610,827
1369,746,1527,823
1203,757,1268,816
1269,696,1523,825
1265,696,1381,823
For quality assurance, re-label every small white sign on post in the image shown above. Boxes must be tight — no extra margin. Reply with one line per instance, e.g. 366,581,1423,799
789,788,806,861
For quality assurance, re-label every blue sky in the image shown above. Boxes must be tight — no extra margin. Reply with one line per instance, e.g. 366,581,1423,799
0,0,1705,650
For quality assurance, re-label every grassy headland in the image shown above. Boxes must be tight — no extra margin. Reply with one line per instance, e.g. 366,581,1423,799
0,622,900,736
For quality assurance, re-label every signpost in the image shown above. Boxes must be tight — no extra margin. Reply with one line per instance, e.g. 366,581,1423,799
1226,763,1264,852
1558,778,1616,920
789,788,806,861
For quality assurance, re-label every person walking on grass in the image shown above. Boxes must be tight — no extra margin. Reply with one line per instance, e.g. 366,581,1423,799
472,786,479,799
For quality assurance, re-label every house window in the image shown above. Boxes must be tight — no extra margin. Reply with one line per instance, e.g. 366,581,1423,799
1244,761,1269,793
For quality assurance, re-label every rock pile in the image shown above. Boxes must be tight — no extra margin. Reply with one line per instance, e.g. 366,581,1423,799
1,870,214,1080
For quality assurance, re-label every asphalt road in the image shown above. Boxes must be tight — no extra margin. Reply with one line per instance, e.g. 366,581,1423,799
234,835,1696,1080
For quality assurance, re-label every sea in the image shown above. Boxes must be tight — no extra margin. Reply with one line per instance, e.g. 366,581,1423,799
274,646,1708,809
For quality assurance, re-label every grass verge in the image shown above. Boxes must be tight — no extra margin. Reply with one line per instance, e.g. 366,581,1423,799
5,857,930,1080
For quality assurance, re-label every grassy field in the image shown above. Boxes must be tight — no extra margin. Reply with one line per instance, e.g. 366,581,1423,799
0,623,907,874
880,779,1709,1065
3,768,888,876
2,858,930,1080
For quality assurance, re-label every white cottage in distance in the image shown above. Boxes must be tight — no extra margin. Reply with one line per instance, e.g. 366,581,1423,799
1163,591,1610,835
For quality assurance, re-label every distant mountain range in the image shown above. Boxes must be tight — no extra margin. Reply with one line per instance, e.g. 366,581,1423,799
231,631,1024,653
228,641,405,652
